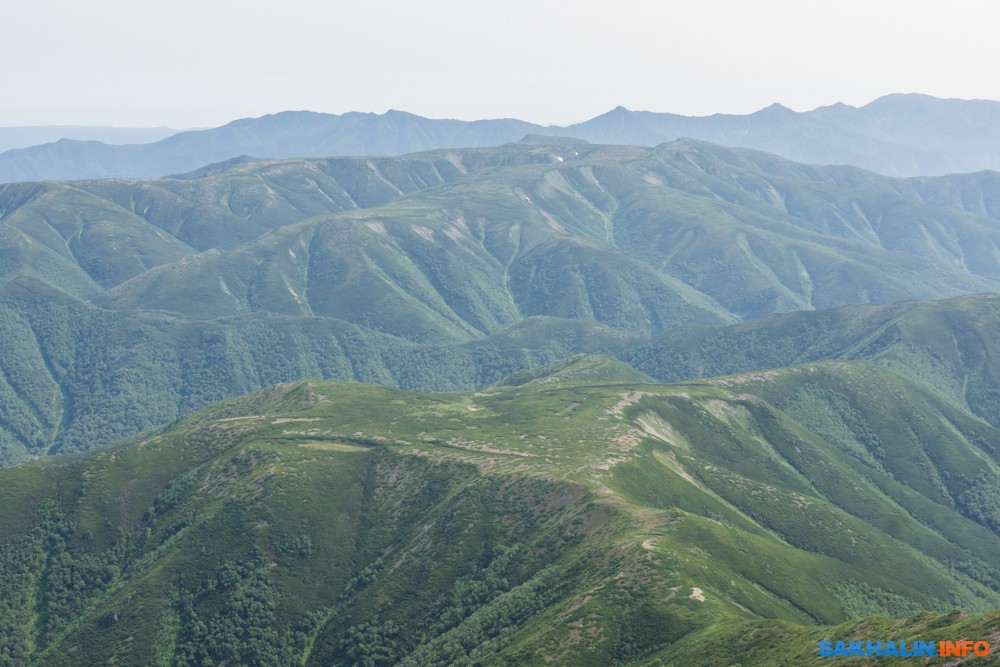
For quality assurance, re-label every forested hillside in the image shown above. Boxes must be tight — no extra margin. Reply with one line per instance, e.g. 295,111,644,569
3,362,1000,665
8,140,1000,462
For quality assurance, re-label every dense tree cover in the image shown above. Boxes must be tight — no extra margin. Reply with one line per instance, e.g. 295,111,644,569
2,366,1000,663
9,291,1000,469
174,551,295,667
958,472,1000,533
0,293,590,462
9,142,1000,463
326,545,568,667
0,501,122,666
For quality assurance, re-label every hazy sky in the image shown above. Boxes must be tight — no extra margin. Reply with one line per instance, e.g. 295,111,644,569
5,0,999,128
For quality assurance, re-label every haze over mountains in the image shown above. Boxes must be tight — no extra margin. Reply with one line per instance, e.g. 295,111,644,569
6,93,1000,664
4,93,1000,183
0,125,182,153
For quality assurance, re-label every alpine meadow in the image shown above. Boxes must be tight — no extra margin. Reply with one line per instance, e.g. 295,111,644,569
5,91,1000,667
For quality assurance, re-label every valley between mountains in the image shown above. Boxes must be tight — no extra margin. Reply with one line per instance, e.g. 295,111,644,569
4,136,1000,665
6,140,1000,462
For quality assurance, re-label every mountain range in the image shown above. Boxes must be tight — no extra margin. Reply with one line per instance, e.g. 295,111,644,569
6,139,1000,463
3,99,1000,664
3,94,1000,182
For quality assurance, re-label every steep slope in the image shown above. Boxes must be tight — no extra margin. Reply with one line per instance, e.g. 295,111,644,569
9,141,1000,461
13,148,546,252
96,141,1000,327
2,364,1000,665
627,293,1000,432
0,182,196,297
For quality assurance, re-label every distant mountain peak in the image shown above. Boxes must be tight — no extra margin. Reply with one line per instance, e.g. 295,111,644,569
756,102,794,114
591,105,635,120
516,134,589,145
5,93,1000,182
814,101,856,111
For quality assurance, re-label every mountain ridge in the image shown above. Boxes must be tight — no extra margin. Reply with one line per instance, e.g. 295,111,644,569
8,140,1000,461
0,125,182,153
4,94,1000,182
2,363,1000,664
4,100,1000,664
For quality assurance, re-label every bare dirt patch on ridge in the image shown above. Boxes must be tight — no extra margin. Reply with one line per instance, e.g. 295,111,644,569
608,391,652,417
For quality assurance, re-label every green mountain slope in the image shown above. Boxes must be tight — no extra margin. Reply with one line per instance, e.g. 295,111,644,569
493,354,656,387
95,141,1000,329
0,182,195,297
72,149,540,251
2,362,1000,665
0,278,638,461
628,293,1000,431
9,141,1000,462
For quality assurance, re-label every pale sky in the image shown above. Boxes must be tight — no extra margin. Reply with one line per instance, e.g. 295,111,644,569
4,0,999,128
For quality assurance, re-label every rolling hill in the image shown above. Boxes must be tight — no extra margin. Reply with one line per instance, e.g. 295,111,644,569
2,360,1000,665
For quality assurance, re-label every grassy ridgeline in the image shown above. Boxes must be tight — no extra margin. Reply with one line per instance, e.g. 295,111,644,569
2,361,1000,664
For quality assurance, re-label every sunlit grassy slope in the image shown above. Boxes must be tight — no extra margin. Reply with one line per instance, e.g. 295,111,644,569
2,357,1000,665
